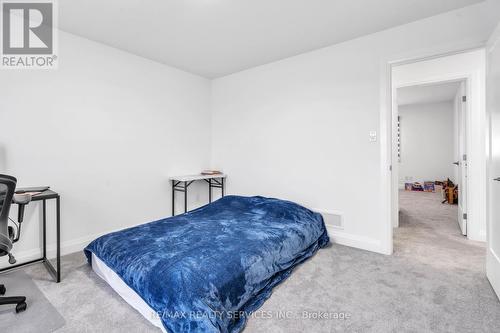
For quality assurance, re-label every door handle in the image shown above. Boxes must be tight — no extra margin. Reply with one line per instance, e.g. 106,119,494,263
453,161,460,166
494,177,500,182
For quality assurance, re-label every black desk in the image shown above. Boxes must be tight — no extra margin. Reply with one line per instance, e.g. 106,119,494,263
0,190,61,283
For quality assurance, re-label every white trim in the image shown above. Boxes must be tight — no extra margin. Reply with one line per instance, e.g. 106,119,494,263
391,72,400,229
394,75,468,89
487,248,500,301
391,52,487,243
380,42,487,255
380,58,394,255
0,228,122,267
326,226,384,254
381,46,488,254
307,208,385,253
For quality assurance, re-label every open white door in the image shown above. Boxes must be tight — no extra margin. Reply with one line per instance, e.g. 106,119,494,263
456,81,468,235
487,24,500,300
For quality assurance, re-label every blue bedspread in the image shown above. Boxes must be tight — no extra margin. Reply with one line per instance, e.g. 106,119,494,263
84,195,329,333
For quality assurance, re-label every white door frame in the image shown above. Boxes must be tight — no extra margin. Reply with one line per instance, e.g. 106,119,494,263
380,46,486,255
456,80,468,236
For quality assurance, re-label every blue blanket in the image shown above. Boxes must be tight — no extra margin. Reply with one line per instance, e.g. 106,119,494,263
84,195,329,333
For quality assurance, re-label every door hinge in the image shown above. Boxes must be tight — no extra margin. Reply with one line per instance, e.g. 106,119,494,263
389,165,392,171
463,213,467,220
462,96,467,102
463,154,467,161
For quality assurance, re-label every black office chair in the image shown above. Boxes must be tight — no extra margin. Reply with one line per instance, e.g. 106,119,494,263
0,174,27,313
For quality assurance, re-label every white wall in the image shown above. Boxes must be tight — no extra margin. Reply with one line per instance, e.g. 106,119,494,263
398,102,455,186
1,2,499,262
393,50,487,241
211,2,500,253
0,31,211,266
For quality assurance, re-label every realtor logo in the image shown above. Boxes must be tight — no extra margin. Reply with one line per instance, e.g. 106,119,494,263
1,0,57,68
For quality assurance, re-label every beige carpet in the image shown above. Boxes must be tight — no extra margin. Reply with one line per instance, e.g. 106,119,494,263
16,190,500,332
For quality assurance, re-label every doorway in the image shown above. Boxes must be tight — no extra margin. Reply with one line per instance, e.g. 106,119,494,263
395,80,470,252
388,50,490,298
390,49,487,245
380,26,500,301
395,80,467,238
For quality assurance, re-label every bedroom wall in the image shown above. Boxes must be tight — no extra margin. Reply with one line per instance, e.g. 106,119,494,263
0,31,211,266
398,102,455,186
210,1,500,253
0,2,498,263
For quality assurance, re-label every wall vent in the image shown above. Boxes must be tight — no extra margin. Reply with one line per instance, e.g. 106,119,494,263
316,210,344,230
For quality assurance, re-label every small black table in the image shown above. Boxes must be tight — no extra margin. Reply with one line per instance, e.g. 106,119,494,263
0,190,61,283
170,174,226,216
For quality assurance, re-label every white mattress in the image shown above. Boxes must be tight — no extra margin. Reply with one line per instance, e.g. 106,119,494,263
91,253,167,332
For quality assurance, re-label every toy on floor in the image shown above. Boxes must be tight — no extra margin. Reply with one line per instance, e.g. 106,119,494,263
441,178,458,205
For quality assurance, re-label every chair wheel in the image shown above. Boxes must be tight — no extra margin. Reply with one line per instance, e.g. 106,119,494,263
0,285,5,295
16,302,27,313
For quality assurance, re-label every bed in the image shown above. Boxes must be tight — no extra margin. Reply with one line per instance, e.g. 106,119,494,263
84,195,329,333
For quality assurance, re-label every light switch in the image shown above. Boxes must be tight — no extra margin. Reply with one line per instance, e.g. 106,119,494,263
369,130,377,142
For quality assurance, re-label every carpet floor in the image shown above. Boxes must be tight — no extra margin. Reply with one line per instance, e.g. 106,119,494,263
0,270,65,332
14,190,500,332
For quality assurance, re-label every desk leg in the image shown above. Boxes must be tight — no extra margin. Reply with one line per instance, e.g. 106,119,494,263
184,181,188,213
208,179,212,203
42,199,47,259
3,197,61,283
222,178,225,197
172,180,175,217
56,196,61,283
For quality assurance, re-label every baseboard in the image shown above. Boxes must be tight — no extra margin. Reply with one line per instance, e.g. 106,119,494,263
487,248,500,301
0,230,117,268
325,225,384,254
2,224,386,267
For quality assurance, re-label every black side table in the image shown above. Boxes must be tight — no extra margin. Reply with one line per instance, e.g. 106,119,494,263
0,190,61,282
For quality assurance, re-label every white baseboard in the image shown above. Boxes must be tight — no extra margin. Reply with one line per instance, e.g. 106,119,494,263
0,230,116,268
487,247,500,301
2,224,387,268
325,225,385,254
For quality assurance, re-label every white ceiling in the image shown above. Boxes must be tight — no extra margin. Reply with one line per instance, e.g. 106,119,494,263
397,81,462,106
58,0,484,78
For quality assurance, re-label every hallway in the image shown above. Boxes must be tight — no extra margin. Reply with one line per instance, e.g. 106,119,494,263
396,190,484,269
